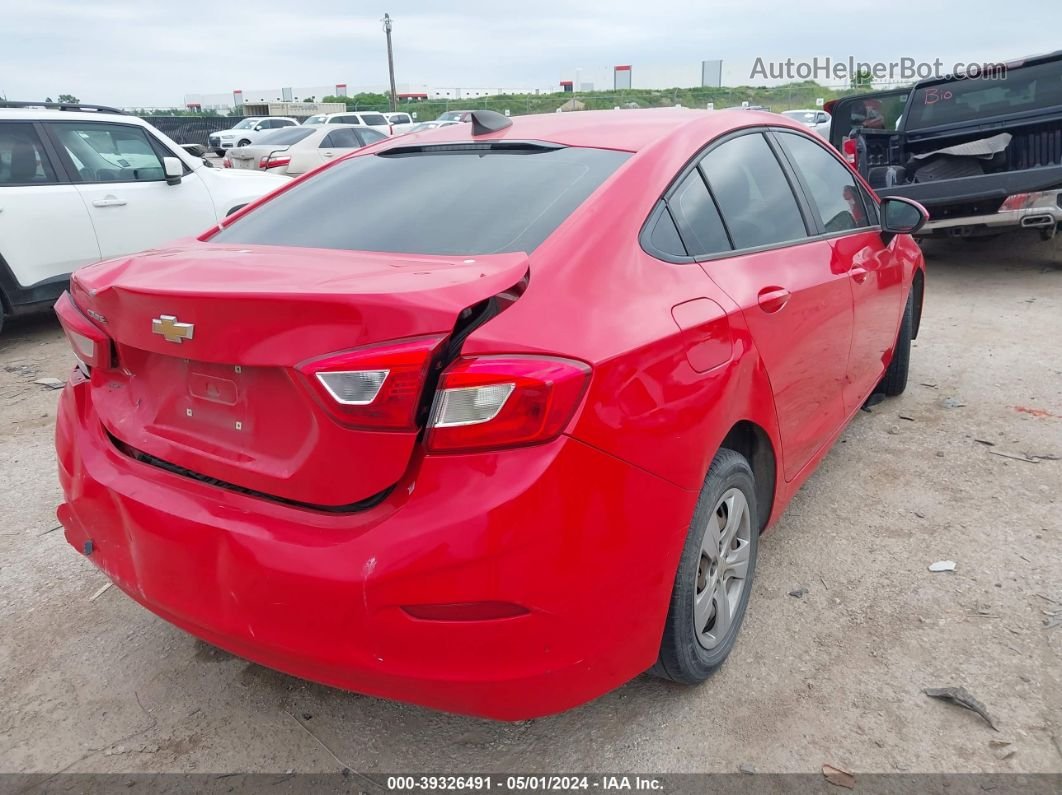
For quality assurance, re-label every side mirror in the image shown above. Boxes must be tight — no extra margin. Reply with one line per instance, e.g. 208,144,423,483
254,123,265,131
880,196,927,235
163,156,183,185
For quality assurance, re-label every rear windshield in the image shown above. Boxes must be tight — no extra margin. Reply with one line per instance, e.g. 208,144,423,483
906,59,1062,130
256,127,316,145
359,113,388,126
212,145,629,255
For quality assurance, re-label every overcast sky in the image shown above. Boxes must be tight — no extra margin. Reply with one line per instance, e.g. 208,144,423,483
2,0,1059,107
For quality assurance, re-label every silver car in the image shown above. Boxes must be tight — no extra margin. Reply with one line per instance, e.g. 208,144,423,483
224,124,386,176
781,109,832,138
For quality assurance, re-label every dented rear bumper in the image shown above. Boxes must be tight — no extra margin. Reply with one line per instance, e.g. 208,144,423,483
56,370,693,719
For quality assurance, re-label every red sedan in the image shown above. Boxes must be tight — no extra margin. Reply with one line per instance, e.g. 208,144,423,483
54,109,927,719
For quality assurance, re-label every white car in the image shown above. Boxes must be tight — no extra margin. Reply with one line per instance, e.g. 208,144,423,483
301,111,392,136
224,124,388,176
383,111,416,134
780,109,832,138
406,120,461,134
0,102,288,330
207,117,299,155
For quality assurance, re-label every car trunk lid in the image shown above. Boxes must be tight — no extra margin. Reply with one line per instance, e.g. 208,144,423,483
71,243,529,508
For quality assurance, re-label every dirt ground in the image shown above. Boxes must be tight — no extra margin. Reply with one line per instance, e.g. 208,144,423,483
0,235,1060,776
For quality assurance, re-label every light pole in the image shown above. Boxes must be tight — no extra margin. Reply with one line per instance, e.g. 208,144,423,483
382,13,397,112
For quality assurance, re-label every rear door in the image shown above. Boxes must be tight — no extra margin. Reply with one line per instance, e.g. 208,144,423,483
773,129,904,412
693,131,854,481
0,120,100,289
45,120,215,259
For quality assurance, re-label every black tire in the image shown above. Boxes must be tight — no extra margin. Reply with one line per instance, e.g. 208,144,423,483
237,139,251,147
213,148,226,157
653,448,759,684
879,289,914,397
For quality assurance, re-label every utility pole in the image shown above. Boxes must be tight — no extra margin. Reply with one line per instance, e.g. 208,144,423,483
382,13,397,112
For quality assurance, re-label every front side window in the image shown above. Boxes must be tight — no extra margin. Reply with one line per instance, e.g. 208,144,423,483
359,113,388,126
51,123,165,183
0,123,57,185
331,115,359,125
213,145,629,256
777,131,868,233
701,133,808,250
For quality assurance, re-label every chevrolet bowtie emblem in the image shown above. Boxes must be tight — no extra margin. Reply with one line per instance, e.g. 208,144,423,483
152,315,195,344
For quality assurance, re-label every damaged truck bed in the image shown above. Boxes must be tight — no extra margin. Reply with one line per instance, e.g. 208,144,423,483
827,50,1062,240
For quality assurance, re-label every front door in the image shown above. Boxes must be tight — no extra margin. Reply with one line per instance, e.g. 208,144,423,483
772,130,905,412
45,121,214,259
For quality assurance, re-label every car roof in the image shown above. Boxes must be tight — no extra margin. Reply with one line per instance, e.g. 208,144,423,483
392,108,800,153
0,107,147,125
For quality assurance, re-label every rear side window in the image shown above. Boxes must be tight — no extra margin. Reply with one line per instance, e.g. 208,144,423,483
0,123,57,185
646,205,686,257
701,133,808,250
359,129,387,145
257,127,315,145
213,145,629,255
669,171,731,256
321,128,360,148
776,131,868,233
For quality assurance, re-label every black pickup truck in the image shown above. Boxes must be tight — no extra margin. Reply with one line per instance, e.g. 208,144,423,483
826,50,1062,241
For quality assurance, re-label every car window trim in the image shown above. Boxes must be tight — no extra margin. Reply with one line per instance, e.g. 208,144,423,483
640,125,884,265
41,120,173,185
767,127,878,238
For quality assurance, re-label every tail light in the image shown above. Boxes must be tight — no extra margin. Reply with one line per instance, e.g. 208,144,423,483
843,138,857,166
426,356,591,453
54,292,112,371
260,154,290,170
222,157,232,168
296,335,445,430
999,192,1038,211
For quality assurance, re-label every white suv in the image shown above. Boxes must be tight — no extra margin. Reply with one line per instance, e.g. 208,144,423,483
0,102,289,330
301,112,393,136
208,117,299,155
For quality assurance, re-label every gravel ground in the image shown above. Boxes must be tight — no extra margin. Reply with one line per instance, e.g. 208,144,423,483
0,235,1060,776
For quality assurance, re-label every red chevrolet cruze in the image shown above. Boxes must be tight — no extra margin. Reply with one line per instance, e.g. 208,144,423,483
54,109,927,719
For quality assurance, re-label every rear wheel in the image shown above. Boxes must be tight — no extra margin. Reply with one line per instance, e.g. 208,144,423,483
879,289,914,397
653,448,759,684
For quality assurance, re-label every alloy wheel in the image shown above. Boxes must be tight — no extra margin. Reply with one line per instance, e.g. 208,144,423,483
694,487,752,650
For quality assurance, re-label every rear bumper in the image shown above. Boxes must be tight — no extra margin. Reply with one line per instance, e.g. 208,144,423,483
921,201,1062,234
56,371,693,719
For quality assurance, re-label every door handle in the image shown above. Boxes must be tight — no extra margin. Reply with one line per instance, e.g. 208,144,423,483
757,286,791,314
322,151,334,157
850,266,868,284
92,197,127,208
